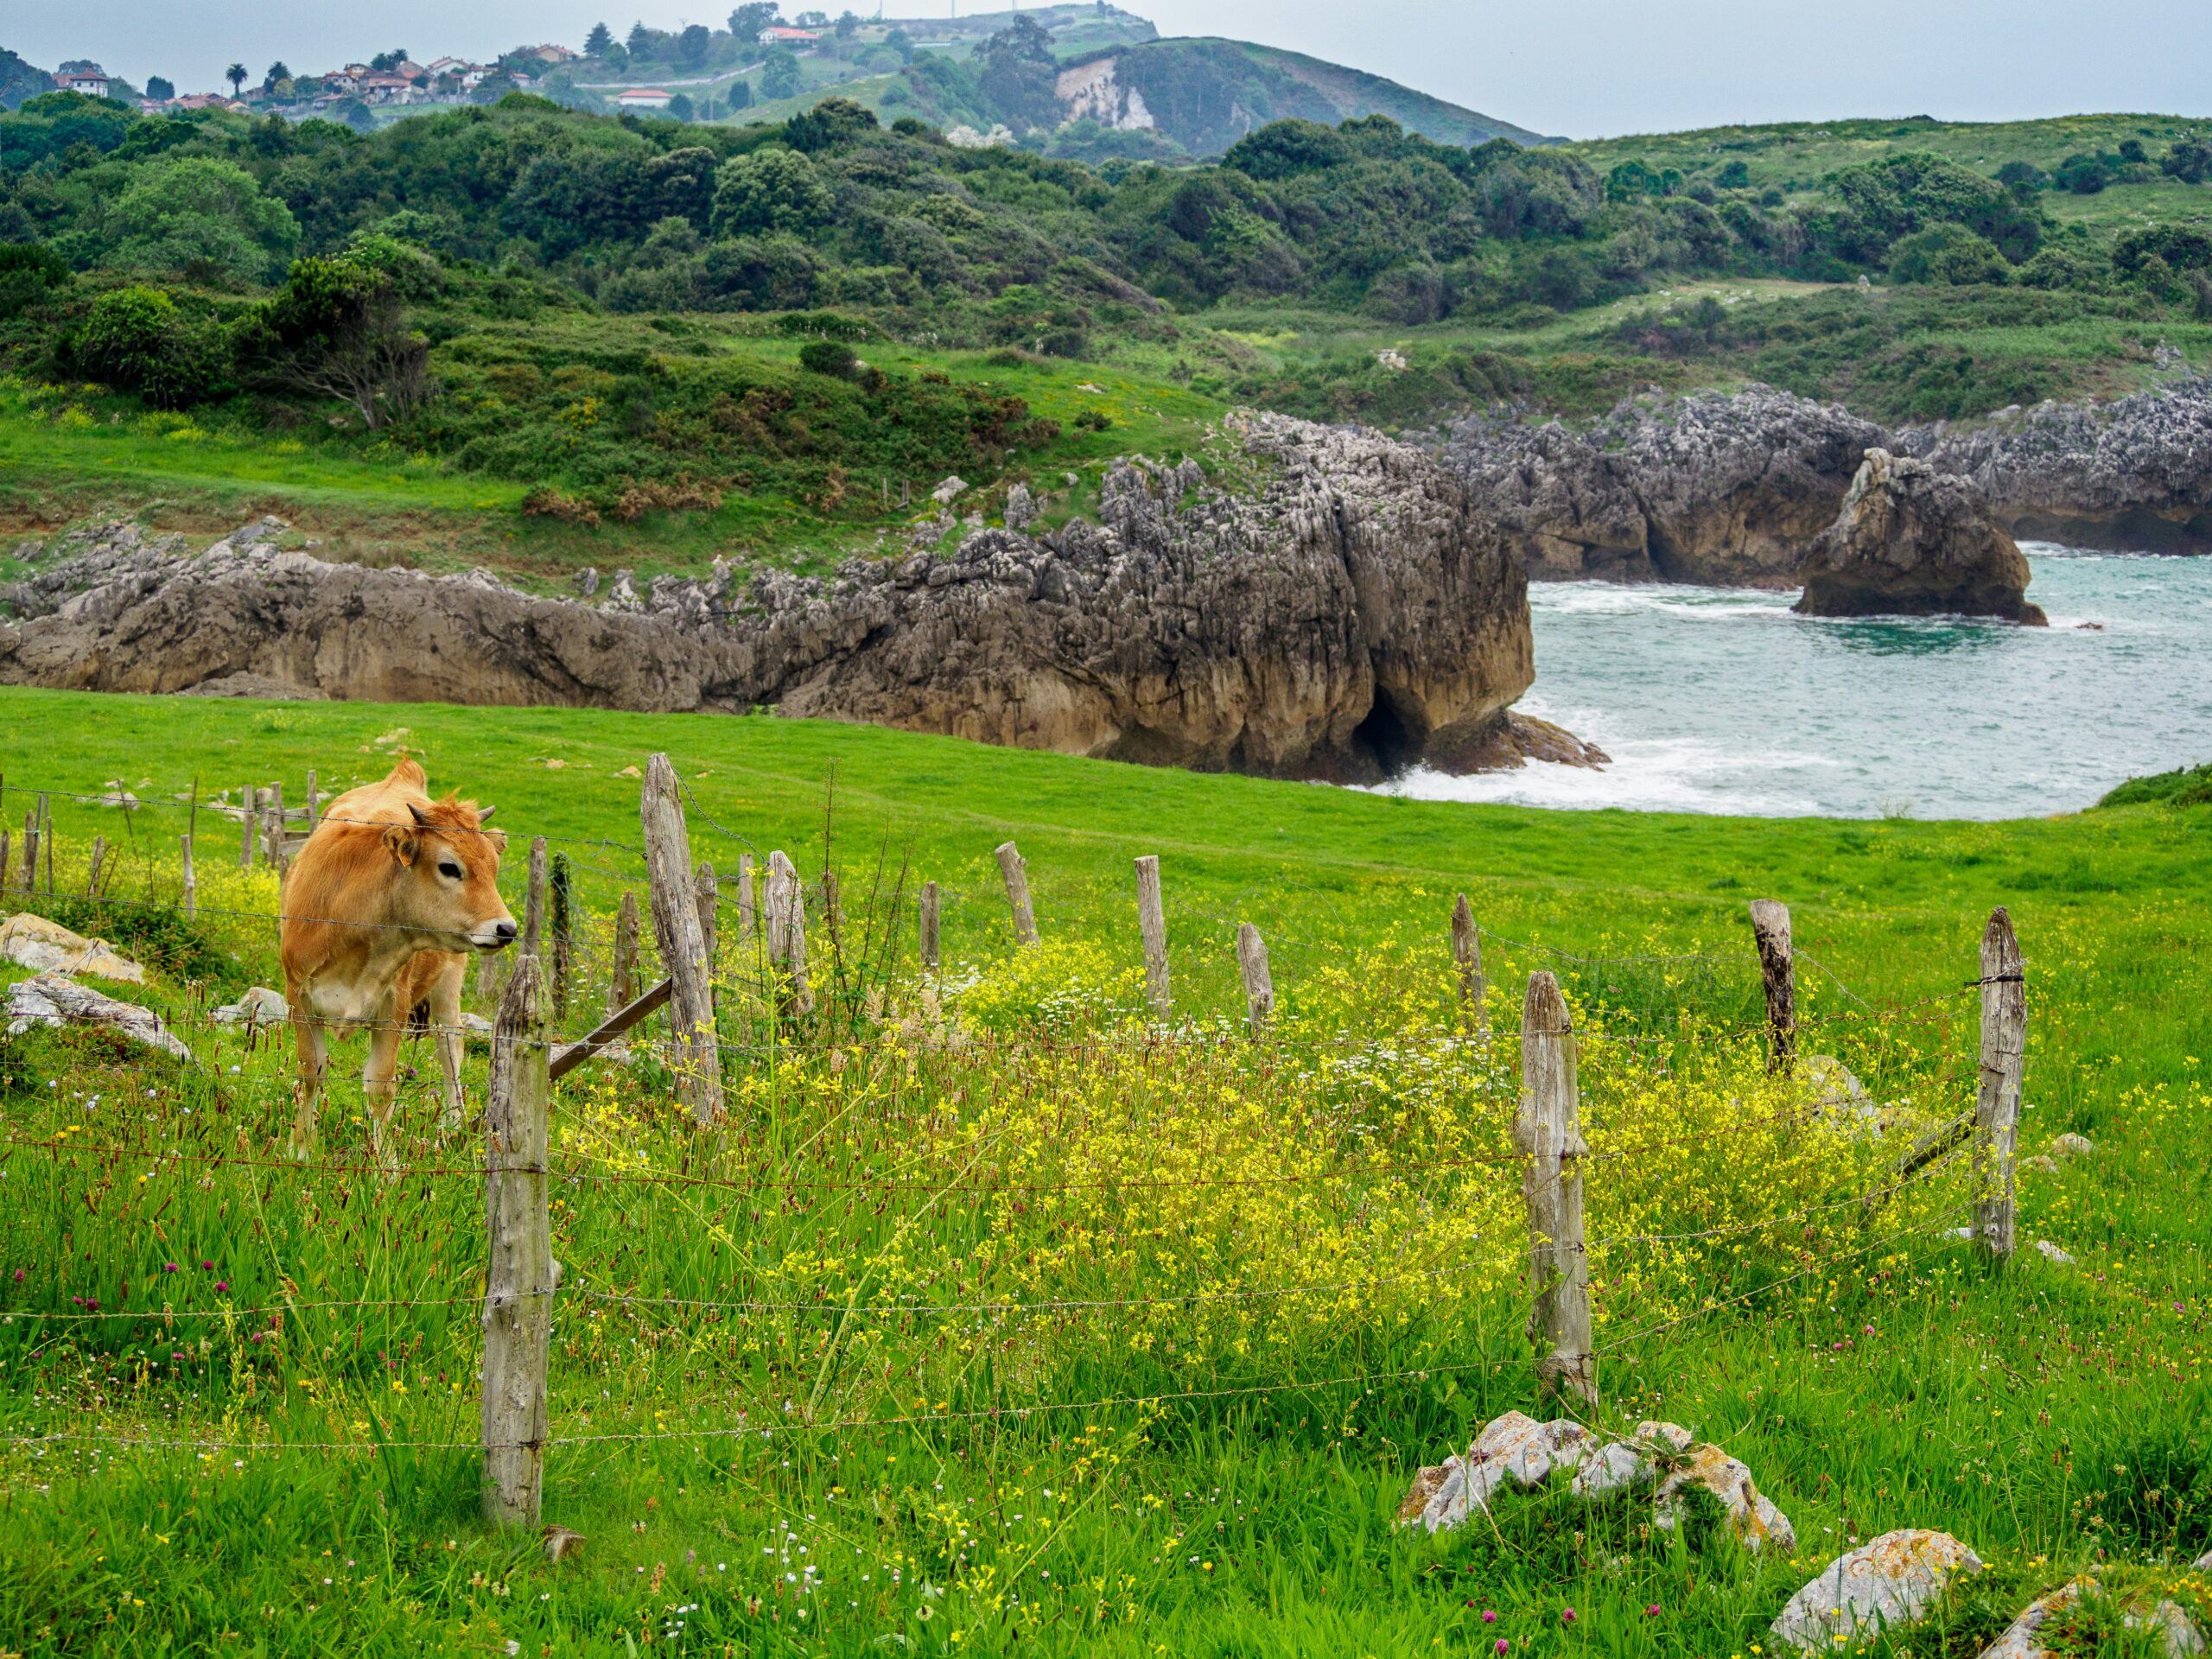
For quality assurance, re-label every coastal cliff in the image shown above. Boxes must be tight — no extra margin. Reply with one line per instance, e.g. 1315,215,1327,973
0,415,1577,785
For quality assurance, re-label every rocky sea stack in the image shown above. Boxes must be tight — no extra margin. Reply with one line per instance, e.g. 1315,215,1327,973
1795,450,2046,624
0,415,1580,785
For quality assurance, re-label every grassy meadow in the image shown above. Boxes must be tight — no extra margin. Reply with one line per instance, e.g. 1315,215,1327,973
0,687,2205,1656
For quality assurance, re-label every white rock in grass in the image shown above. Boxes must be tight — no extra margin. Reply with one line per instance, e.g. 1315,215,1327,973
931,474,968,505
1770,1529,1984,1654
2033,1239,2075,1266
2196,1549,2212,1572
1654,1442,1798,1554
211,986,289,1027
8,973,190,1060
2137,1600,2208,1657
1978,1579,2085,1658
0,913,145,983
2050,1133,2094,1160
1401,1413,1789,1553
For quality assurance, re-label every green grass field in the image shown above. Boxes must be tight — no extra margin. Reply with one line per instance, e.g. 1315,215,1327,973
0,688,2207,1656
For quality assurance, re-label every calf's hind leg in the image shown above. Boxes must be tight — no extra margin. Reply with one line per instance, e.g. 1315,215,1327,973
287,988,328,1160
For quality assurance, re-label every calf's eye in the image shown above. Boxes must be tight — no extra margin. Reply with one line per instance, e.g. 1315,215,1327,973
439,861,463,880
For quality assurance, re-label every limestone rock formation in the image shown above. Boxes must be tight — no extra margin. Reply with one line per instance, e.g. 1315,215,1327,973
0,416,1548,785
1912,378,2212,553
1770,1529,1985,1654
1440,387,1888,585
1794,450,2046,622
7,972,192,1060
1397,1411,1793,1554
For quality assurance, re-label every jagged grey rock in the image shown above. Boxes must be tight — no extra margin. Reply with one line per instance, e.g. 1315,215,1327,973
0,914,146,983
1912,378,2212,553
2050,1133,2094,1160
1399,1413,1792,1554
7,972,191,1059
1795,450,2045,622
1979,1580,2086,1658
0,416,1551,785
1770,1529,1985,1654
1440,387,1887,585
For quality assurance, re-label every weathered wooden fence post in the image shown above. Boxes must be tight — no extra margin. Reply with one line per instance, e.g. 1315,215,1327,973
86,836,106,900
180,832,196,921
481,952,553,1529
766,850,815,1016
523,836,548,957
0,829,9,896
305,768,319,832
1974,906,2025,1262
640,754,724,1125
549,853,573,1023
267,783,286,874
41,797,54,895
240,784,254,870
695,861,718,971
1134,855,1171,1020
918,880,941,975
1236,923,1274,1038
609,891,639,1014
1514,970,1594,1407
18,811,35,898
1748,899,1796,1076
1451,893,1487,1036
995,840,1040,946
734,852,756,950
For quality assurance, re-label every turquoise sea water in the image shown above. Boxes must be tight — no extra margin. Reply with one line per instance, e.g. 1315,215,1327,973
1384,548,2212,819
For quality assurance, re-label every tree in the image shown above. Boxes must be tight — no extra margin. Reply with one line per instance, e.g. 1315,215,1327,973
759,48,801,101
627,22,654,58
1887,224,2011,286
711,145,831,236
668,92,696,121
835,10,859,37
226,62,247,97
678,23,712,68
784,94,876,152
728,79,753,111
975,17,1059,131
144,75,175,101
105,156,302,283
730,3,781,44
75,286,226,407
884,28,913,63
248,252,433,430
585,21,614,56
264,61,291,90
369,48,411,73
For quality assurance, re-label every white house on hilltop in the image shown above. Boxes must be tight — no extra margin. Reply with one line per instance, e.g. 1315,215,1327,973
616,88,674,111
56,69,113,98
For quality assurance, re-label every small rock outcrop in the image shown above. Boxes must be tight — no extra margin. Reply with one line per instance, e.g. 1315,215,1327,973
1770,1529,1985,1653
1795,450,2047,623
1912,378,2212,553
7,973,191,1059
0,417,1552,786
0,913,146,983
1440,387,1888,586
1398,1411,1793,1554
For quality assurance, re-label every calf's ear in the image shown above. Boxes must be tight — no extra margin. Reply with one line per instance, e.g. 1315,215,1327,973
485,829,510,859
383,823,420,867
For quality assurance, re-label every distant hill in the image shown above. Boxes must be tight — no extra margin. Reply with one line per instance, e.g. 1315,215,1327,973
1056,38,1554,157
0,48,54,111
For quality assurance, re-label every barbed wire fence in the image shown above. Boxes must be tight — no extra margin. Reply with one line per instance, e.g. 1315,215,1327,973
0,755,2027,1537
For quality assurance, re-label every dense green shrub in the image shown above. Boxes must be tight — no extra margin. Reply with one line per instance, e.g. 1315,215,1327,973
0,242,67,319
71,285,226,407
797,340,858,377
710,147,832,238
103,156,299,284
1888,224,2012,286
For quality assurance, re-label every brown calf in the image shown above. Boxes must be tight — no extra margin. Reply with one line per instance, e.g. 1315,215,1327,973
279,757,516,1160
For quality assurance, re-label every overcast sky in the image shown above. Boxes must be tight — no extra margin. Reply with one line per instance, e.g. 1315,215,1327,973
12,1,2211,138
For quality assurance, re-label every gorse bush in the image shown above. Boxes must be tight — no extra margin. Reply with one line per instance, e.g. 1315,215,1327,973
68,284,228,409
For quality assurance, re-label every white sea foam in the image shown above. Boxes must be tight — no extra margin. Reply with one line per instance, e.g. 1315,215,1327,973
1389,550,2212,819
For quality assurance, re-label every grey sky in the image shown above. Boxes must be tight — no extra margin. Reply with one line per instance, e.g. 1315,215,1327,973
11,1,2211,139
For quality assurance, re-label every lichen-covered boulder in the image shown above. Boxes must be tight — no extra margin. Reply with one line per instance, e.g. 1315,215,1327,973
1399,1414,1792,1554
0,912,145,983
7,972,190,1060
1770,1529,1985,1653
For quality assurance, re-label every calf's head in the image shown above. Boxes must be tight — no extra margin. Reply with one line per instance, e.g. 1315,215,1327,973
382,798,516,951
